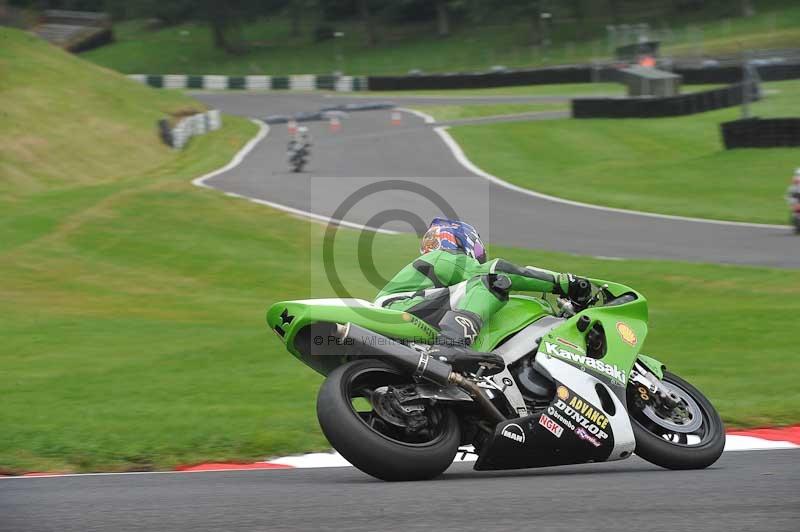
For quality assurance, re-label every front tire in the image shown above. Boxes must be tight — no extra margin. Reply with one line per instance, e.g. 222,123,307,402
629,371,725,470
317,359,461,481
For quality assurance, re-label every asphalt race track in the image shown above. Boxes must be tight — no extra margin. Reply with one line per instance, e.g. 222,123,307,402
192,91,800,268
2,451,798,532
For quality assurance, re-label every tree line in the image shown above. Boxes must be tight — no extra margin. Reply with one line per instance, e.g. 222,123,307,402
9,0,759,54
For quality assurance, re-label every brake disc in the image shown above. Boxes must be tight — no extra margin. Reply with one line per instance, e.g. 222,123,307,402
371,386,428,430
640,380,703,433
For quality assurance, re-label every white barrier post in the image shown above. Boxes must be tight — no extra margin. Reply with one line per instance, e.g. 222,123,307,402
164,74,188,89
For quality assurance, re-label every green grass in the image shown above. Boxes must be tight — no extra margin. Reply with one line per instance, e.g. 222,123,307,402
0,29,205,195
2,27,800,475
445,80,800,225
412,102,568,122
82,3,800,76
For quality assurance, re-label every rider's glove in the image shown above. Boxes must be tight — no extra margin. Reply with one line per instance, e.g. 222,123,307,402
558,273,592,307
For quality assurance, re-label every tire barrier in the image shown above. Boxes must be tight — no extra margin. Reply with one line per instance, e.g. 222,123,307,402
365,63,800,90
572,82,760,119
264,102,395,125
367,65,593,91
675,63,800,84
721,118,800,149
158,110,222,149
129,62,800,93
129,74,369,92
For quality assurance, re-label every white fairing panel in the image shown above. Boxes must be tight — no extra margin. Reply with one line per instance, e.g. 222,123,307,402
535,356,636,461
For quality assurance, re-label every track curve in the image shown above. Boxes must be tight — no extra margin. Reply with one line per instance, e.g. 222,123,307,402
192,91,799,268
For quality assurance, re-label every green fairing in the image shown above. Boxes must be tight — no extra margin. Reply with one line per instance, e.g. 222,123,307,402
637,353,666,380
537,279,649,386
268,278,656,386
266,299,437,367
472,296,551,351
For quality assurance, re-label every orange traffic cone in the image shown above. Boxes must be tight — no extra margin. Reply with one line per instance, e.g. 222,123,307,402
329,116,341,132
391,110,402,125
287,119,298,135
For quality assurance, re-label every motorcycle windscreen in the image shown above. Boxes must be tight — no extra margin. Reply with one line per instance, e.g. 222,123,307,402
474,358,634,470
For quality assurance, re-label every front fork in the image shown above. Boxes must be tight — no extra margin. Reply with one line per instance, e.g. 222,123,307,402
629,362,680,411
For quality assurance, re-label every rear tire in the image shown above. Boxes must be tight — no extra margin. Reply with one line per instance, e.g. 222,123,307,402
317,359,461,481
630,371,725,470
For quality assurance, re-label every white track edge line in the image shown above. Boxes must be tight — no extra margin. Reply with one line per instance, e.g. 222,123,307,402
2,438,797,479
393,108,790,230
396,107,436,124
191,118,398,235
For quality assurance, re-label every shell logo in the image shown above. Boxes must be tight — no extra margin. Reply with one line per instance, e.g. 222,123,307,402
556,386,570,401
616,322,637,346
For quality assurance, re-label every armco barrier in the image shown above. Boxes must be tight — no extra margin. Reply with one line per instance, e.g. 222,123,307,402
130,74,368,92
721,118,800,149
572,82,760,119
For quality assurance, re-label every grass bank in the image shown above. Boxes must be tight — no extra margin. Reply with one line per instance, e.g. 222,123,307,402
445,80,800,225
4,200,800,474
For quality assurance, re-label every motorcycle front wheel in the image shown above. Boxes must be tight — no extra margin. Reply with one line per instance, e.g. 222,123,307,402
628,371,725,470
317,359,461,481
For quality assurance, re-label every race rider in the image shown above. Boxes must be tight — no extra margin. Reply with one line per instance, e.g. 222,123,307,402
374,218,592,371
288,126,312,151
787,167,800,205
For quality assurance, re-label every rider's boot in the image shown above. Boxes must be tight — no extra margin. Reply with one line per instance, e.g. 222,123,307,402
430,310,505,375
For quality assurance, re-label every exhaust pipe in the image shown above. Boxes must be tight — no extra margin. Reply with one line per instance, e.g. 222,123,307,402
335,322,452,386
335,323,506,424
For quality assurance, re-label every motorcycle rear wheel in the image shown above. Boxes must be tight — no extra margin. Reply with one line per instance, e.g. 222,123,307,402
629,371,725,470
317,359,461,481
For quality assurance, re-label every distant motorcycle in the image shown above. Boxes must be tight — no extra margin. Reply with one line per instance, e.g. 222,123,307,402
287,127,311,173
787,169,800,234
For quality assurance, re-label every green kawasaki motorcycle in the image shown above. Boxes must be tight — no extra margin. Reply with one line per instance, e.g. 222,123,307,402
267,279,725,481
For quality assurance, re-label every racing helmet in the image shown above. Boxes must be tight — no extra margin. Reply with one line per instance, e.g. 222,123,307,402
420,218,486,263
